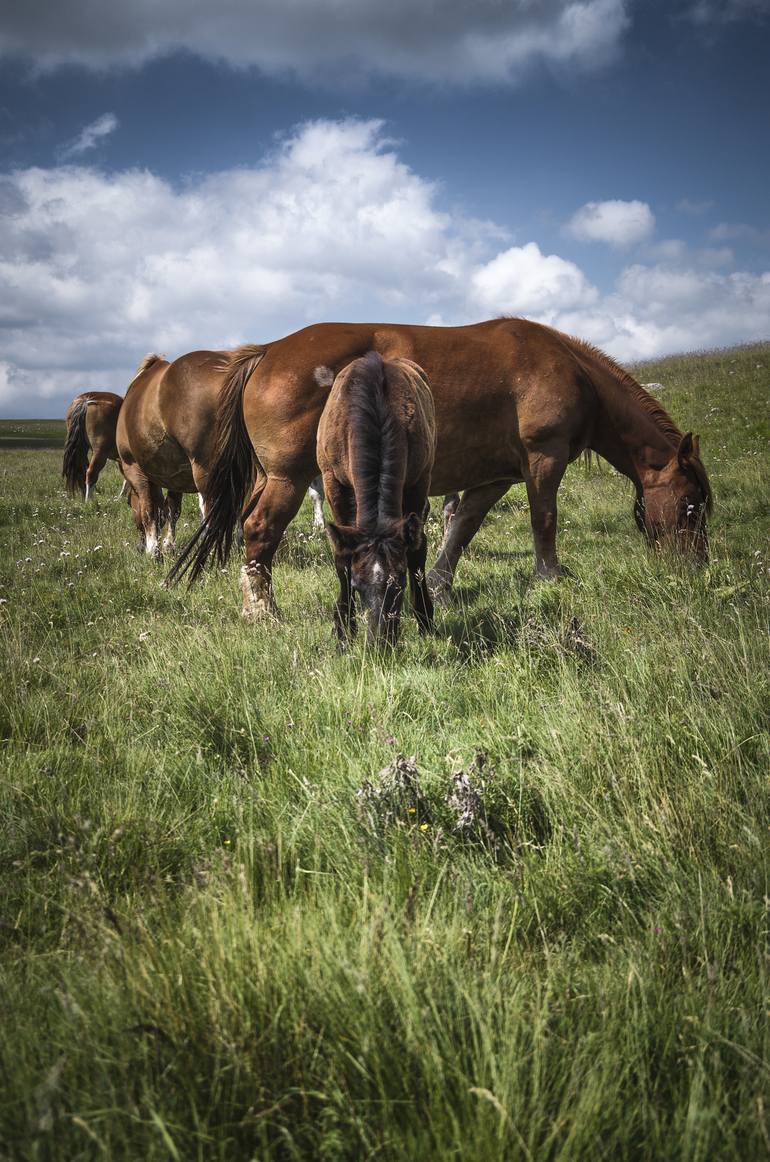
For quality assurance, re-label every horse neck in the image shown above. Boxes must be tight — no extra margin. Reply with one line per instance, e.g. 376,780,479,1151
588,369,678,492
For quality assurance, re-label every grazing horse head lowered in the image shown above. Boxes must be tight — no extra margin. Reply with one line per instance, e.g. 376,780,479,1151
318,352,436,647
326,513,425,646
634,432,713,562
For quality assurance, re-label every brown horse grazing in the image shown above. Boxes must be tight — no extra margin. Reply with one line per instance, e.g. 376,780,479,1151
171,318,712,618
117,351,225,558
119,351,327,561
62,391,123,499
317,352,436,646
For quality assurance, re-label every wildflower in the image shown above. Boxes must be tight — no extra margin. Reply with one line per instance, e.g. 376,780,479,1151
420,823,429,832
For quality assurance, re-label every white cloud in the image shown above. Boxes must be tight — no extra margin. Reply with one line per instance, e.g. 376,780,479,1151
0,117,768,415
60,112,118,158
471,242,598,317
709,221,770,245
565,199,656,247
687,0,769,24
0,0,630,84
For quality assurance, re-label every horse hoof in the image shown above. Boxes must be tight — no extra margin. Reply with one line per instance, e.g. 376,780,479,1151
241,601,280,624
535,563,570,581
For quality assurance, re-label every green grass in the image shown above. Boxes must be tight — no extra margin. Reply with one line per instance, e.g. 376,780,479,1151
0,419,66,449
1,343,769,1160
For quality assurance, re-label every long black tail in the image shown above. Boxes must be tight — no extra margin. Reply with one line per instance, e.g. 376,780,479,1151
166,344,266,586
62,397,90,496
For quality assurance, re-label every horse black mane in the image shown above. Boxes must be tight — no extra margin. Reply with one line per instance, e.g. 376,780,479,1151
343,352,405,532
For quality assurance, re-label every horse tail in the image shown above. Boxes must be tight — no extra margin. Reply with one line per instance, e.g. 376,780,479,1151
167,344,266,587
62,397,90,496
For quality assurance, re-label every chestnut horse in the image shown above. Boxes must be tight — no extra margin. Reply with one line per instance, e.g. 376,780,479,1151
171,318,712,617
62,391,123,499
117,351,225,558
317,352,436,646
119,350,326,559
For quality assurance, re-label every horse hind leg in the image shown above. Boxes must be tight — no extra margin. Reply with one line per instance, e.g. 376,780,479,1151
308,475,325,529
162,491,184,554
427,479,512,601
85,445,109,500
241,474,312,622
123,465,165,561
442,493,460,538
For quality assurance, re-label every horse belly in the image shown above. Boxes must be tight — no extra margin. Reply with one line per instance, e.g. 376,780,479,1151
143,437,197,492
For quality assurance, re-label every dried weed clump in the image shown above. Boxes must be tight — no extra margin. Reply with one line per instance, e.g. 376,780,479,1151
356,754,431,831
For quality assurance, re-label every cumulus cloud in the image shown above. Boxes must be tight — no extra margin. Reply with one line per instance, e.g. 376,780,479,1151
0,0,630,83
60,112,118,158
686,0,769,24
0,117,768,415
472,242,598,316
565,199,656,247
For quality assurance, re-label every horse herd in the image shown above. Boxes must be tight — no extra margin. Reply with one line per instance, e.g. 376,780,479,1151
62,316,713,645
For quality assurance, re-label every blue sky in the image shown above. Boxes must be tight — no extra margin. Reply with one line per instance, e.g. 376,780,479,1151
1,0,768,416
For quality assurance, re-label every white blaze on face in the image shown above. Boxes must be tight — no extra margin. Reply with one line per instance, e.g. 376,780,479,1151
313,365,334,389
371,561,386,584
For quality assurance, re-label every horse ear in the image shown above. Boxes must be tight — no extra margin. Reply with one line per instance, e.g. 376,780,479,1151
677,432,694,469
325,522,356,555
402,512,423,550
692,434,701,458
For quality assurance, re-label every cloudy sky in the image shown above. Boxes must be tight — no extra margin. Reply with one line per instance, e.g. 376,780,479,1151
1,0,768,416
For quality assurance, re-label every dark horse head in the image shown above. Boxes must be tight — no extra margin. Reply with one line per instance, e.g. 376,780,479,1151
326,513,424,645
635,432,713,562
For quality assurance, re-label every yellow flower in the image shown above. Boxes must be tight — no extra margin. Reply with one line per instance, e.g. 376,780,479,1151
419,823,429,832
407,807,416,814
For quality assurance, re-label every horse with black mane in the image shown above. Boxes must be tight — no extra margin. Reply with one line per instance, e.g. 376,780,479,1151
316,352,436,646
62,391,123,499
170,317,712,617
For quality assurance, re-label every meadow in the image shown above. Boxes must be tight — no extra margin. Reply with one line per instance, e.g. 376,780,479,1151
0,343,768,1160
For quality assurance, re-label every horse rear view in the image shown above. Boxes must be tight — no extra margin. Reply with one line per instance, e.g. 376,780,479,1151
317,352,436,647
62,391,122,499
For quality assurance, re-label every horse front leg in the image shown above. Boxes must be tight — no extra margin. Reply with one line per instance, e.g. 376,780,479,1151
240,474,311,622
427,479,512,601
522,443,569,578
333,558,356,648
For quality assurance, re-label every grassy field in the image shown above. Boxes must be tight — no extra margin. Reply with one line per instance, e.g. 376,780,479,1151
1,343,768,1160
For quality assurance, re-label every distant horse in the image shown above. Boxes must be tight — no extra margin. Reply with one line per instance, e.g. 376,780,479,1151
62,391,122,499
171,318,712,618
317,352,436,646
119,351,325,559
117,351,226,558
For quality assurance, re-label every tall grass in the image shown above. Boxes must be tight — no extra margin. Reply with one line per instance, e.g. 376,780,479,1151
1,344,768,1159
